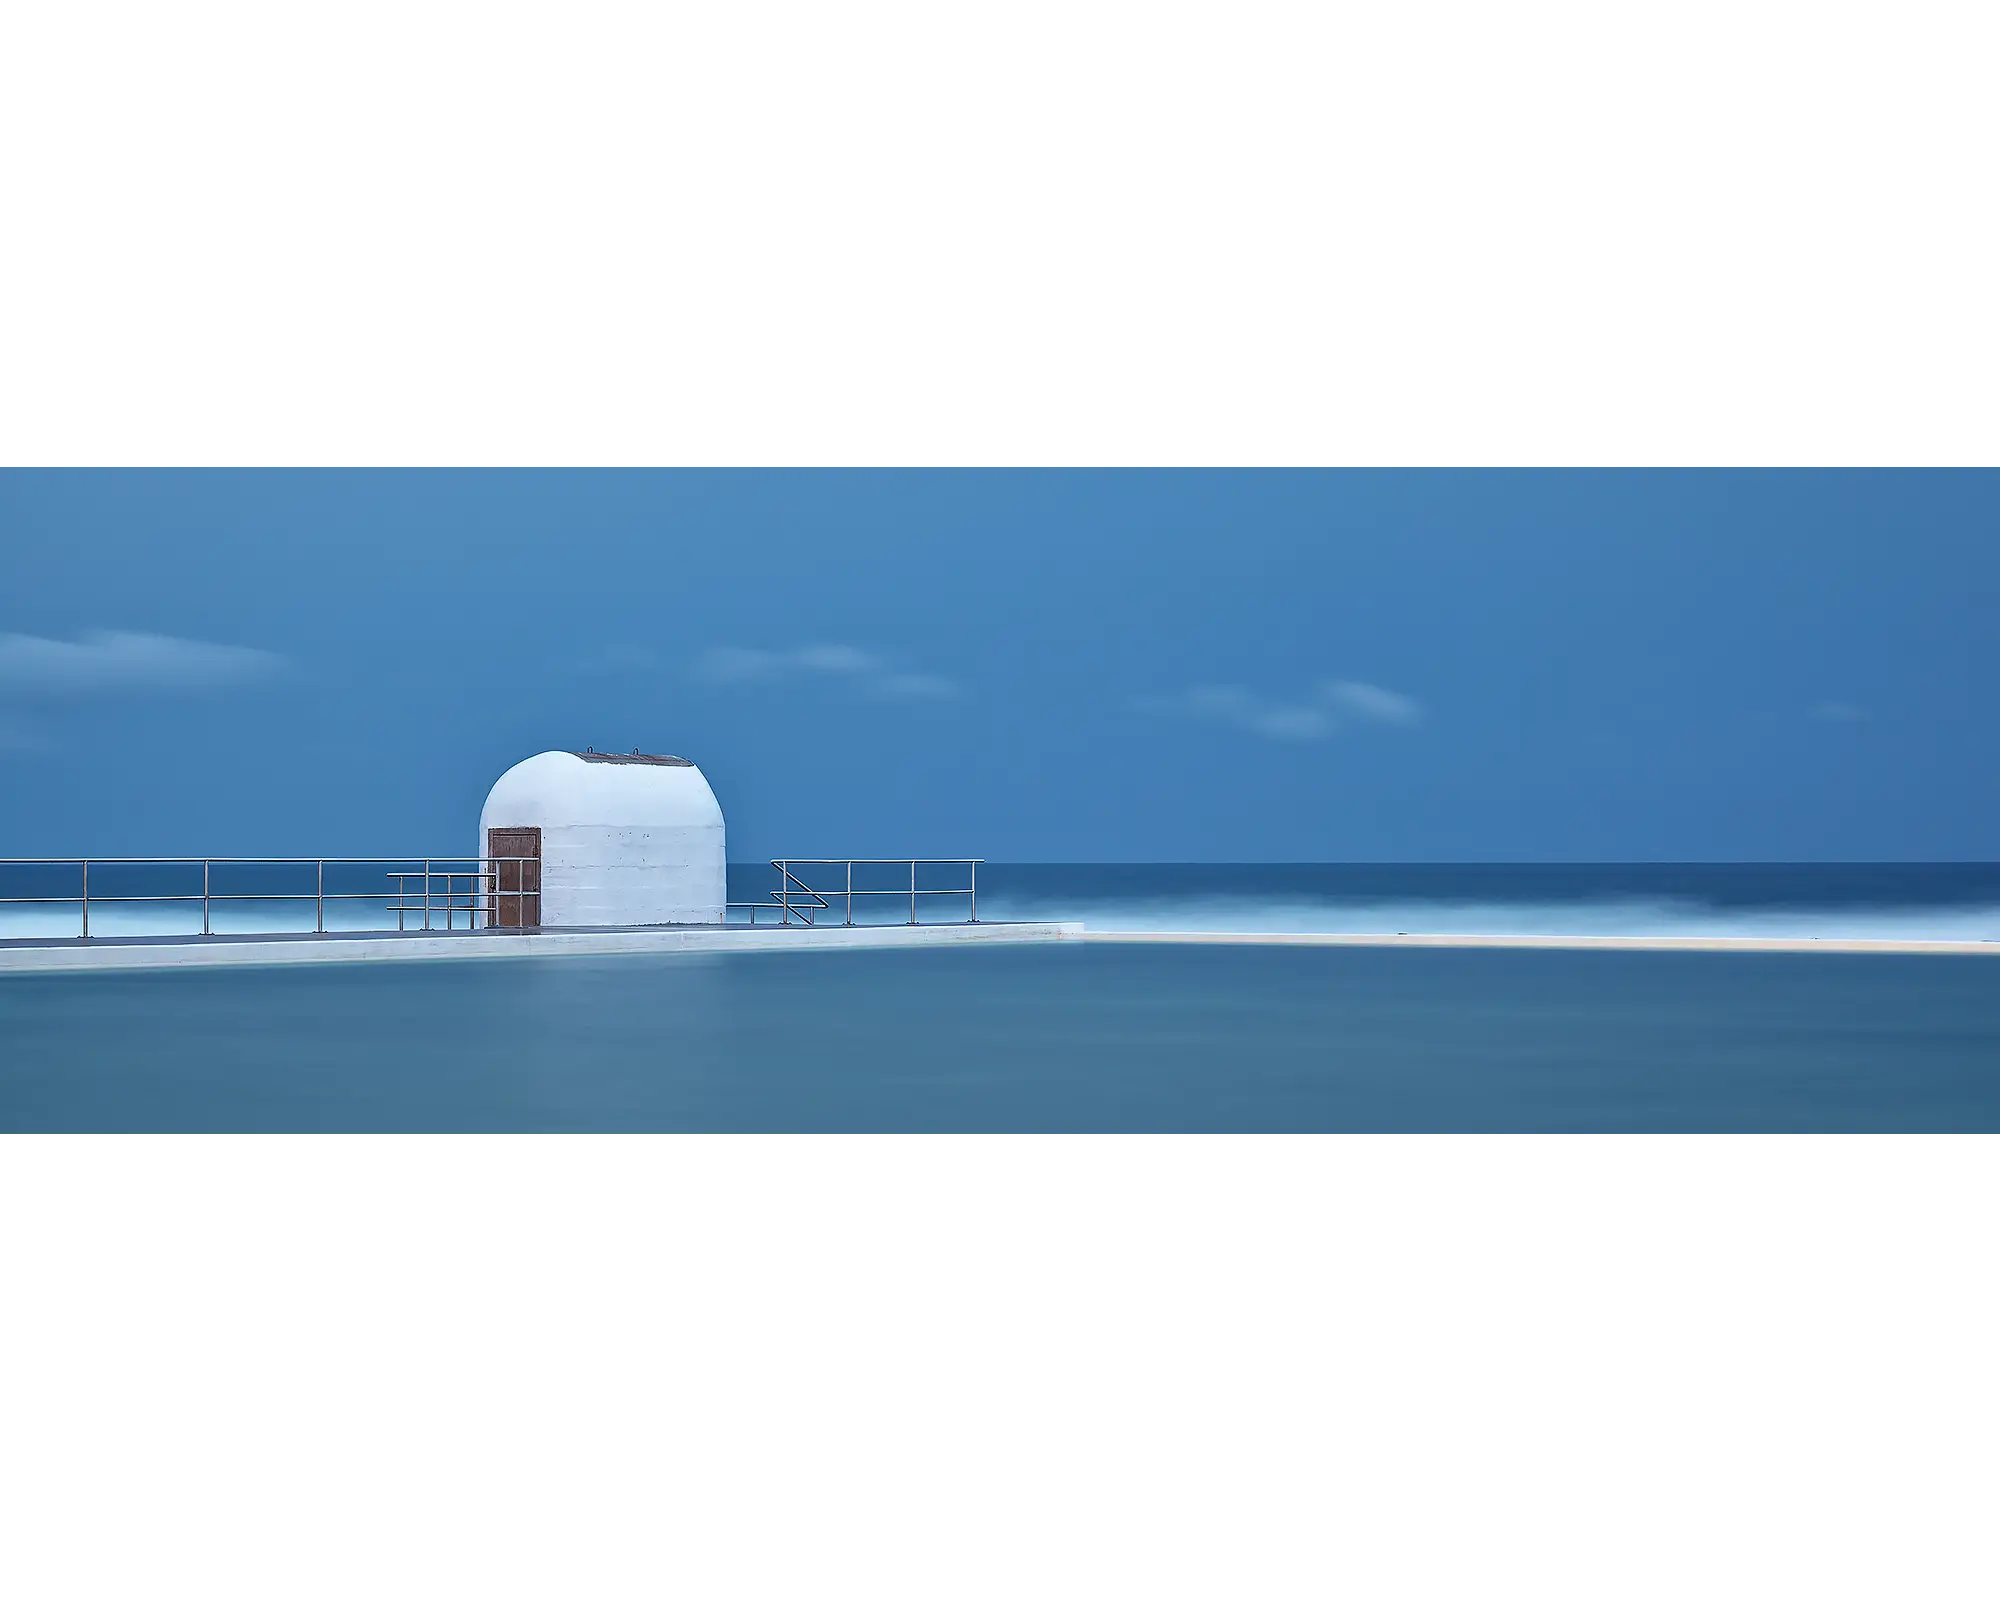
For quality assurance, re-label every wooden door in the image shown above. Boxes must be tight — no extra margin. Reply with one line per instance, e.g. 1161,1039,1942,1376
487,827,542,927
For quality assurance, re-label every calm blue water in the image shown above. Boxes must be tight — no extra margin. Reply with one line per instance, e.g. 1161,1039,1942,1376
4,865,1999,1132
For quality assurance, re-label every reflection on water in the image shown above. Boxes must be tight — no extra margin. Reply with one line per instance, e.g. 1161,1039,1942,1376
4,942,1999,1132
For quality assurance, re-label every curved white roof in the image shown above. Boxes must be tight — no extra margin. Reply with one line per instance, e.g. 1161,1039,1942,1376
481,750,724,830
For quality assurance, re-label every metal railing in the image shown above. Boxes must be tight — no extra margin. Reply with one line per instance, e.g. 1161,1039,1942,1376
387,860,539,931
0,858,538,939
726,859,980,927
1,855,980,938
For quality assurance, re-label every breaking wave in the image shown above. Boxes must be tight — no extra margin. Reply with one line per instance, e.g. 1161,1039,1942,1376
974,893,2000,942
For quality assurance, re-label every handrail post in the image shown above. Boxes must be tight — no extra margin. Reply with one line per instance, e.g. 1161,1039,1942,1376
424,858,431,930
316,859,325,934
202,859,210,935
846,860,854,926
780,860,788,925
970,860,977,923
80,858,88,940
910,859,917,925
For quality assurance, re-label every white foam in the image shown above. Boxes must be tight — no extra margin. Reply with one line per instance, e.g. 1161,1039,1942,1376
974,894,2000,942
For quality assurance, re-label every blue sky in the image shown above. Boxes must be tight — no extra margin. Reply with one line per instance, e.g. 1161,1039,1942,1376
1,470,1994,861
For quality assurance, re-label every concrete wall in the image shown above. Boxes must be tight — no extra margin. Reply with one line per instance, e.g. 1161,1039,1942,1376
479,751,726,926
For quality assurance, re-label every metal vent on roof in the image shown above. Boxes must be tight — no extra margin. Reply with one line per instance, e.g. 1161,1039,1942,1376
573,749,694,766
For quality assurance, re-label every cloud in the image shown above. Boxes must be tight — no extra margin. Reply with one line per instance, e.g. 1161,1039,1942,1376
1811,701,1869,723
791,645,879,676
1323,680,1422,724
1177,687,1333,741
0,630,287,699
694,646,788,684
695,644,958,699
1147,679,1423,741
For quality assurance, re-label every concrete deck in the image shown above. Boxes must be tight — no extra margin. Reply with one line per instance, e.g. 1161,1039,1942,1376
7,923,1993,975
0,921,1083,975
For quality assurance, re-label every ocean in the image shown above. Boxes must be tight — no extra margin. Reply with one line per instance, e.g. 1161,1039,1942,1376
4,864,1998,1131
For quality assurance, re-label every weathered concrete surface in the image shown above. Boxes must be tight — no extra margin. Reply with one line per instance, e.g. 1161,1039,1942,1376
0,921,1083,976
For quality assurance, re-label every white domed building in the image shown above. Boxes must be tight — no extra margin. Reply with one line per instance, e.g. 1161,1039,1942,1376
478,750,726,927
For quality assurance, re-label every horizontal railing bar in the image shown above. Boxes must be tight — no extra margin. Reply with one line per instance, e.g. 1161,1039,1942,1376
3,893,533,905
0,892,484,905
764,887,971,896
1,855,954,867
0,857,539,865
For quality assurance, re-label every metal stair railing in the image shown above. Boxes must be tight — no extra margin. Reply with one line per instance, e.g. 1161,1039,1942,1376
725,860,981,927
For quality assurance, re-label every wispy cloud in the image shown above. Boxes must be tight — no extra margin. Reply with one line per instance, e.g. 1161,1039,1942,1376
0,630,288,699
1144,679,1422,741
1323,680,1422,724
695,645,958,700
1811,701,1869,723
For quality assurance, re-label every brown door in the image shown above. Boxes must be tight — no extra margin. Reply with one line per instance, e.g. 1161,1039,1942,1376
487,827,542,927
